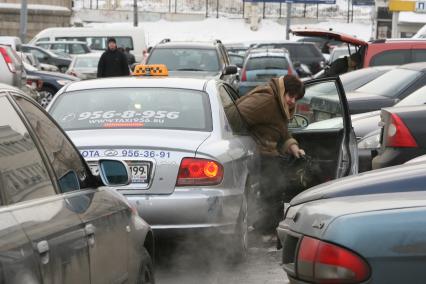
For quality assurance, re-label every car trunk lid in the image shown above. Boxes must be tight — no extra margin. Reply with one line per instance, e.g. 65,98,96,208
68,129,211,194
291,28,368,46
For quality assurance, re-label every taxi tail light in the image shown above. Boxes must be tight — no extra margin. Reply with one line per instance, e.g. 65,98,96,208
241,68,247,81
0,47,16,73
297,236,370,284
385,113,417,148
176,158,223,186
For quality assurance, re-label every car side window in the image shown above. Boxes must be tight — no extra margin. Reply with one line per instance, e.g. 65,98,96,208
14,96,93,193
370,50,411,66
0,95,56,204
218,85,249,135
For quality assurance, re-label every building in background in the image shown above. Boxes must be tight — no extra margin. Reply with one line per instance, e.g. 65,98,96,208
0,0,72,42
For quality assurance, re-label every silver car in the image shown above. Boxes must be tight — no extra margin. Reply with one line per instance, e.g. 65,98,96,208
47,76,260,258
66,53,102,80
0,83,154,284
0,44,24,88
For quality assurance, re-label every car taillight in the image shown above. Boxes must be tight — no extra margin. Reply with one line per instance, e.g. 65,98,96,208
297,236,370,284
176,158,224,186
0,47,16,73
241,68,247,81
385,113,417,148
296,103,311,113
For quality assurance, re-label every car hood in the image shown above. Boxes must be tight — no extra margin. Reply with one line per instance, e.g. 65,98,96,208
66,129,211,153
291,162,426,206
27,69,78,81
290,28,368,46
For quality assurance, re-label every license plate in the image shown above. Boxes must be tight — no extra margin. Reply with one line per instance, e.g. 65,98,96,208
126,161,150,183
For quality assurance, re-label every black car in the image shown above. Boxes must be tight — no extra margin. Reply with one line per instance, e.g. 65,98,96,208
23,62,79,107
252,41,326,74
146,39,239,90
372,104,426,169
311,62,426,116
0,83,155,283
21,44,72,73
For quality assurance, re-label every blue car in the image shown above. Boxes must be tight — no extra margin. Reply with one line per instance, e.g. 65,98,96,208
238,48,297,96
278,161,426,284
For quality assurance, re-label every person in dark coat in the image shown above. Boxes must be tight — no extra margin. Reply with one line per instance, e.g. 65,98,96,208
97,38,130,78
325,51,362,77
124,47,136,66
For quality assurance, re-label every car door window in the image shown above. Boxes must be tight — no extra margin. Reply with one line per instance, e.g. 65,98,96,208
71,44,86,54
14,96,93,193
370,50,411,66
218,85,249,135
0,96,55,204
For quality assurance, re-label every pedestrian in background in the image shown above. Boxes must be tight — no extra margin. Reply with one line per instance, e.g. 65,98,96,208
97,37,130,78
124,47,136,66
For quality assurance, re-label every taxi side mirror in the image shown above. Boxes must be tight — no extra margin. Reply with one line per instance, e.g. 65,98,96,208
288,114,309,129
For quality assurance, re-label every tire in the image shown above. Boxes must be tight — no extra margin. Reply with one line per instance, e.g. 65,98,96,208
227,190,248,263
38,86,56,108
138,247,155,284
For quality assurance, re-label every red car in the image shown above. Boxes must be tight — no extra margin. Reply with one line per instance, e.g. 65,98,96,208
291,29,426,68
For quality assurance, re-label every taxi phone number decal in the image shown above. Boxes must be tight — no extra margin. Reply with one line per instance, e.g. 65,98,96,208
76,110,180,120
80,149,171,158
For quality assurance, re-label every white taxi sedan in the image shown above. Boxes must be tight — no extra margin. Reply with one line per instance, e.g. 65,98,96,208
47,65,259,259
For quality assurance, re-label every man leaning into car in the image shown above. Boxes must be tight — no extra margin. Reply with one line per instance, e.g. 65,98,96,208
236,75,305,237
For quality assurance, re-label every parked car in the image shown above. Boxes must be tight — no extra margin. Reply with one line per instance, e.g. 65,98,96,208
0,44,25,88
296,36,343,54
372,103,426,169
0,83,155,284
291,28,426,68
146,39,239,90
23,61,79,107
66,53,102,80
328,45,357,63
251,41,326,75
21,44,72,73
238,48,297,96
278,171,426,284
228,52,244,69
47,64,358,260
0,36,22,51
310,62,426,117
35,41,91,57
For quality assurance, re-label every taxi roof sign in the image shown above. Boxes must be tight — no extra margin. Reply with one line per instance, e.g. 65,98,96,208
133,64,169,76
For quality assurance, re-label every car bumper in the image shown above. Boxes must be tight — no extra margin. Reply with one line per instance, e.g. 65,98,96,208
372,148,426,170
125,188,242,235
358,148,377,173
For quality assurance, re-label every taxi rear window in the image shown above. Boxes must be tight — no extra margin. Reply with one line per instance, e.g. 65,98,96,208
49,88,212,131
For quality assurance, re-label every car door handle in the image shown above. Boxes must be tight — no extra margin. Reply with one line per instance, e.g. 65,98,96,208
37,240,50,265
85,224,96,246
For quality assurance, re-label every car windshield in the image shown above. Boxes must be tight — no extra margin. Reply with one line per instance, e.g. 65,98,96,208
147,48,220,72
246,56,289,70
49,88,212,131
356,68,422,97
75,56,100,68
396,85,426,107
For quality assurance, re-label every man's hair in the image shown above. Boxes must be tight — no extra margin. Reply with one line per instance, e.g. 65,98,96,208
107,37,116,44
125,47,131,52
283,75,305,99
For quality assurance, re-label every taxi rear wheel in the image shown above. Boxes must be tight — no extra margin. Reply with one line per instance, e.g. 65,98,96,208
138,247,155,284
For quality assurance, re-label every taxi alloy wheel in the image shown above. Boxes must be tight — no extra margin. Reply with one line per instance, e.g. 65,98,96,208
138,247,155,284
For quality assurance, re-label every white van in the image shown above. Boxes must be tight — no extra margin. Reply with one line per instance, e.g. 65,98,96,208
29,26,146,62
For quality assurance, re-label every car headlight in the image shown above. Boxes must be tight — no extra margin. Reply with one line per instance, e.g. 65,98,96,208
358,132,380,149
56,79,72,86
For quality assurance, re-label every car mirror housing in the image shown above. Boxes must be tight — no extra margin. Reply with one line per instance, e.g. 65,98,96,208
98,159,131,186
223,65,238,75
289,114,309,129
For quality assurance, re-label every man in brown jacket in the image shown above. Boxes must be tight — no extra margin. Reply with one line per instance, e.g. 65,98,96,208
236,75,305,235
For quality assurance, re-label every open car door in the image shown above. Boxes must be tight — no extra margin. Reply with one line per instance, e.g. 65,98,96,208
285,76,358,199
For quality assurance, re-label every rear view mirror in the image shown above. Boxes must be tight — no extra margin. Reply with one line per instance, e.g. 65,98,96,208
98,159,131,186
223,65,238,75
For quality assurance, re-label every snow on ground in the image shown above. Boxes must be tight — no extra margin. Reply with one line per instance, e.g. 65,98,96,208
87,18,372,46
